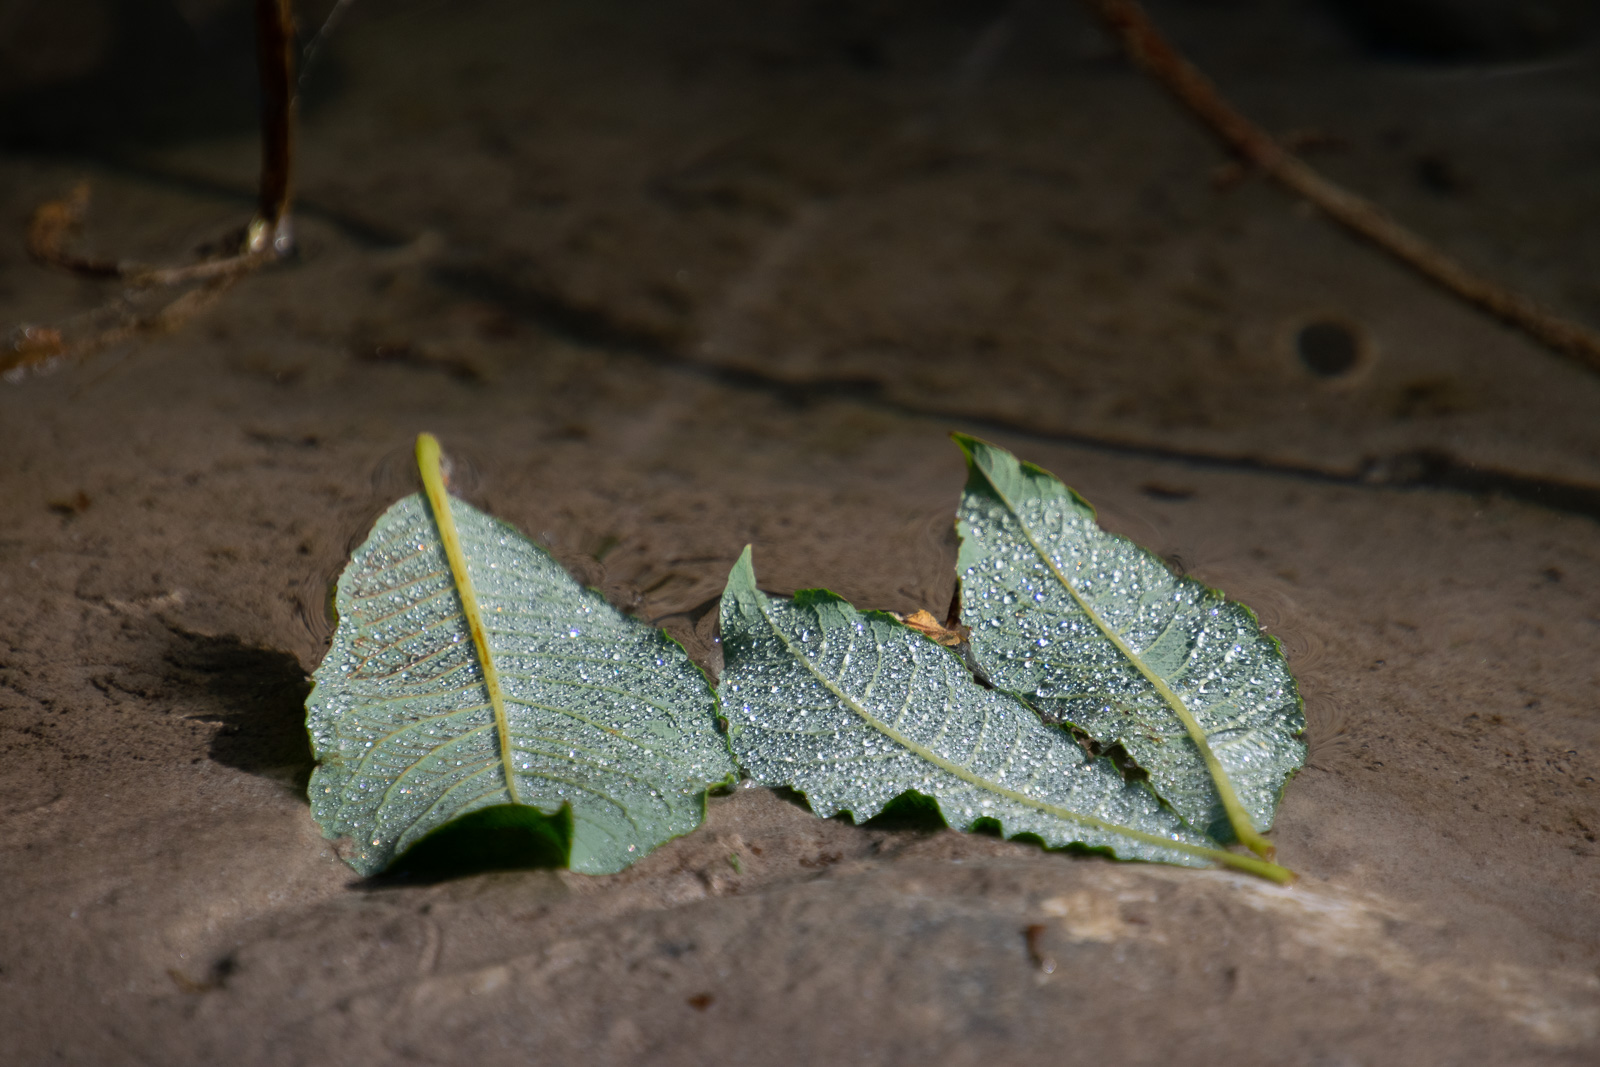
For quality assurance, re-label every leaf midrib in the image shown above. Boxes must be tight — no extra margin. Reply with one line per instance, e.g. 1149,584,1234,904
416,434,524,806
968,458,1273,858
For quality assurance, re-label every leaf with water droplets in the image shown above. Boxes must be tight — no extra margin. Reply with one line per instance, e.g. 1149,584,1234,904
718,547,1292,881
953,435,1305,855
306,435,735,877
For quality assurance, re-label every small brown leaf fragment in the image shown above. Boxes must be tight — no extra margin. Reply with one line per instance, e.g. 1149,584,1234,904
27,184,117,277
167,968,213,994
4,325,66,377
48,491,90,516
686,993,714,1011
900,609,968,647
1024,924,1056,975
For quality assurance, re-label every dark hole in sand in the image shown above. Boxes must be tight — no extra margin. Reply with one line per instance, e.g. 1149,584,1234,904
1296,320,1362,378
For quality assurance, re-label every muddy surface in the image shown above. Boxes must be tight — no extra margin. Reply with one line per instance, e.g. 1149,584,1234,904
2,2,1598,1063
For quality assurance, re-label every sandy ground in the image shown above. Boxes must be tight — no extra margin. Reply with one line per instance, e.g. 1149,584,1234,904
2,1,1598,1063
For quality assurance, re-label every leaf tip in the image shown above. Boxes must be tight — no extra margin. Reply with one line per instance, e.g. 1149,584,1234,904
949,432,1002,481
1251,859,1298,885
722,546,763,620
949,430,984,457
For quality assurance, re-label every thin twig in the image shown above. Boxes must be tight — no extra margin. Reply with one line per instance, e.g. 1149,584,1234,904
26,183,275,286
4,277,240,381
301,0,360,90
1080,0,1600,377
6,0,299,377
24,184,123,279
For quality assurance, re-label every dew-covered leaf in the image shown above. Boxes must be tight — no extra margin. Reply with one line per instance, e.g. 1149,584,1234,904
718,547,1292,881
306,435,735,877
953,435,1305,854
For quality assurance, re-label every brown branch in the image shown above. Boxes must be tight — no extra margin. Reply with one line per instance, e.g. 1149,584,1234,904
7,0,298,378
251,0,297,256
26,183,275,287
5,278,240,380
24,184,124,279
1080,0,1600,377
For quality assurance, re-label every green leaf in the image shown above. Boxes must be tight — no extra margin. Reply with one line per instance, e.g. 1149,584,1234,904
306,435,735,877
953,434,1305,856
718,547,1293,882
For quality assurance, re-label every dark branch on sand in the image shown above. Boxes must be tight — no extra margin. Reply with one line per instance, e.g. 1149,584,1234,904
5,0,299,378
1081,0,1600,378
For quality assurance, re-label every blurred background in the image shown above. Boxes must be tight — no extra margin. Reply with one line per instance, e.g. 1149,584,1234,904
5,0,1599,498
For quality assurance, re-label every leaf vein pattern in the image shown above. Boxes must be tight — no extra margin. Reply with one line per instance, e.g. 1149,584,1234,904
718,549,1294,881
953,435,1305,857
307,476,733,877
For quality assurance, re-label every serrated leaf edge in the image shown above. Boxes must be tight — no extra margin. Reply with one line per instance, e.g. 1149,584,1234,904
729,547,1293,883
953,432,1279,859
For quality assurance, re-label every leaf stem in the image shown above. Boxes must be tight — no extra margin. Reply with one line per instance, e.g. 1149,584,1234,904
415,433,523,804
